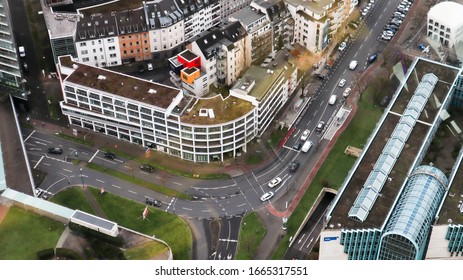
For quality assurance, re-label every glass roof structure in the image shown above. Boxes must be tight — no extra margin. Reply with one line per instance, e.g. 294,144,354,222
377,165,448,259
348,74,439,222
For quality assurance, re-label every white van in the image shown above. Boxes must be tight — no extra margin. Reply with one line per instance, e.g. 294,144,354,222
329,95,337,105
301,140,313,153
18,46,25,57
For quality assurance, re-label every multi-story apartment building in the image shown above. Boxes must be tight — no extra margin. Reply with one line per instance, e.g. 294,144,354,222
169,22,249,96
58,55,258,162
220,0,253,20
0,0,27,100
57,53,297,162
230,7,273,63
284,0,352,53
176,0,221,41
230,63,297,136
250,0,292,51
143,0,184,62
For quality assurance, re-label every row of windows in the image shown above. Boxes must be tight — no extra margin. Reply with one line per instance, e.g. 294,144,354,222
64,89,254,135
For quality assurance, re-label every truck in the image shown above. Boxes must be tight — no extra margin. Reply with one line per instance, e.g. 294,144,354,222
301,140,313,153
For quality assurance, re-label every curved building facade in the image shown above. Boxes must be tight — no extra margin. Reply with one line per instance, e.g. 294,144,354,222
377,165,448,260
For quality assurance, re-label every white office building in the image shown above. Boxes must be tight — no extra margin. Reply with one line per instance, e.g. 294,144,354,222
427,1,463,48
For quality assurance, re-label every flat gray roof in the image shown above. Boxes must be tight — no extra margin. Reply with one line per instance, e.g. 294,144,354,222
71,210,116,231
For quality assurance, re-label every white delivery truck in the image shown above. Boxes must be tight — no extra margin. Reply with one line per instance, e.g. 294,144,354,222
301,140,313,153
328,94,337,105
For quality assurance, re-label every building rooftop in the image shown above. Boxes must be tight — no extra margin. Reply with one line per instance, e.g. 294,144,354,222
180,94,254,125
327,58,460,231
59,56,181,110
285,0,334,14
232,65,286,101
428,1,463,29
178,49,199,62
230,6,267,27
42,4,80,39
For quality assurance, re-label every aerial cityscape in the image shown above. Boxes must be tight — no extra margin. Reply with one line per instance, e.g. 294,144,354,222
1,0,463,262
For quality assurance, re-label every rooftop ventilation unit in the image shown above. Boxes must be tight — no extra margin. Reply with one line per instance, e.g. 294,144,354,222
97,75,106,80
148,89,157,94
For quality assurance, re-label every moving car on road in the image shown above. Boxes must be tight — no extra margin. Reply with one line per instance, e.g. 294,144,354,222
316,121,326,132
268,177,282,188
289,161,300,172
48,147,63,155
146,198,162,207
104,152,116,160
300,129,310,141
140,164,155,173
260,191,274,202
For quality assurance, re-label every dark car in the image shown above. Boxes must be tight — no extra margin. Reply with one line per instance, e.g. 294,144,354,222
293,142,302,151
316,73,325,80
47,147,63,155
140,164,154,173
316,121,326,132
289,161,300,173
138,64,145,73
104,152,116,160
145,198,162,207
368,53,378,63
22,62,28,72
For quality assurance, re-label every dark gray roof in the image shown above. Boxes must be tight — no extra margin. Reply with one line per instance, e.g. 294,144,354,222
174,0,219,17
192,21,247,59
144,0,183,29
71,210,117,231
76,8,147,42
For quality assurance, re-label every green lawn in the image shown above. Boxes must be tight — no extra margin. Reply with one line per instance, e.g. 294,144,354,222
236,212,267,259
50,186,96,215
0,207,65,260
88,187,192,260
125,241,170,260
271,84,384,259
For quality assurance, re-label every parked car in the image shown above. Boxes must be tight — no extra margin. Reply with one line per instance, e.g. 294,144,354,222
48,147,63,155
316,121,326,132
338,78,346,87
138,64,145,73
289,161,300,173
368,53,378,63
147,63,153,71
140,164,155,173
104,152,116,160
22,62,28,72
343,87,352,98
300,129,310,141
268,177,282,188
18,46,25,57
146,198,162,207
260,191,274,202
338,41,347,52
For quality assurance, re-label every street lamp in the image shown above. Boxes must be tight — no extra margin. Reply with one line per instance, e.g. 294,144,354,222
79,168,85,187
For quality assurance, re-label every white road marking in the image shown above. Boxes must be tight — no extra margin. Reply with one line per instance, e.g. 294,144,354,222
62,169,72,173
24,130,35,142
111,184,121,189
173,181,182,186
96,179,105,184
182,207,192,211
127,190,137,194
89,150,99,163
33,156,44,169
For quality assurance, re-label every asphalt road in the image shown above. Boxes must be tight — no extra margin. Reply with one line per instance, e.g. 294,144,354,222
18,0,409,260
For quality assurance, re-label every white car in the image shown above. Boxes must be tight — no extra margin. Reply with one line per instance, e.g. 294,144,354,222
18,46,25,57
260,191,274,202
268,177,282,188
147,63,153,71
300,129,310,141
349,60,358,70
338,78,346,87
338,41,347,52
343,87,352,98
